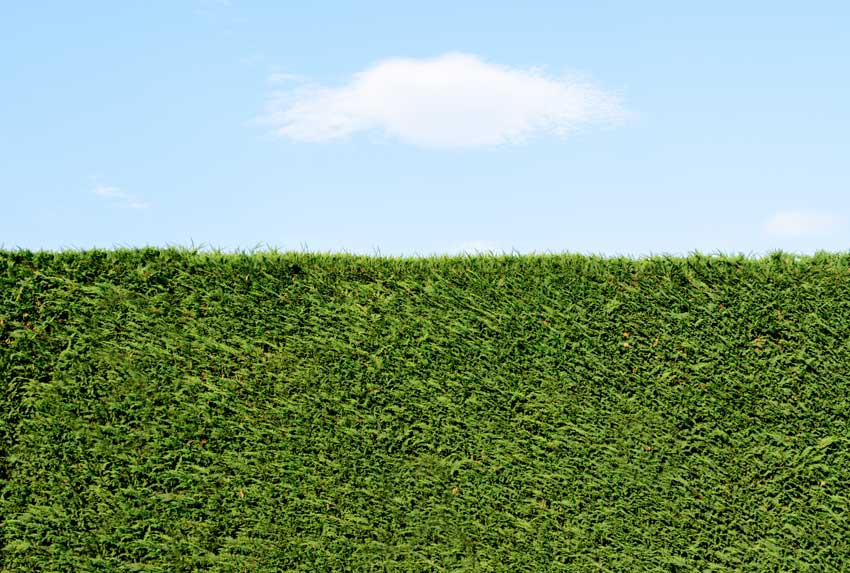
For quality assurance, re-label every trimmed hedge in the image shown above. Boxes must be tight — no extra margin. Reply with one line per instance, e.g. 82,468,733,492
2,248,849,571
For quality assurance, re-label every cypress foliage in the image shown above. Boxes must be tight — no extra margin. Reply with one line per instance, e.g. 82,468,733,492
2,248,849,571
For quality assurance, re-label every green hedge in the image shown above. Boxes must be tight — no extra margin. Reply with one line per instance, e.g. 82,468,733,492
2,248,849,571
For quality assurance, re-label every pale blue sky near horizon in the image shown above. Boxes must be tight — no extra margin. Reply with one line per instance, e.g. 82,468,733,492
2,1,848,258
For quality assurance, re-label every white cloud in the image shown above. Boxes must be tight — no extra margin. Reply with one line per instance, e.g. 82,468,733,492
92,185,150,210
93,185,128,199
261,53,628,148
198,0,231,7
764,209,844,238
267,71,305,84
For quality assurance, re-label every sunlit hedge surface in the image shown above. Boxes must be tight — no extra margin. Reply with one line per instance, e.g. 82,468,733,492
2,248,849,571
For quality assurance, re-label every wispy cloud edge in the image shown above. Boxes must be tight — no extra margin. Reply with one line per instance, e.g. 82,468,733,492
92,185,150,210
763,209,844,238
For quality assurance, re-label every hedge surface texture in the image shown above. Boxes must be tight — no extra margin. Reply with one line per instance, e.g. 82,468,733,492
2,249,849,571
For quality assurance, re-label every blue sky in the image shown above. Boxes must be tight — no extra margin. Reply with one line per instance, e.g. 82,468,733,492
2,1,848,257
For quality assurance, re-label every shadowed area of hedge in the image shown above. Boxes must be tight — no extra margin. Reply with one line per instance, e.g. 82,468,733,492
2,248,849,571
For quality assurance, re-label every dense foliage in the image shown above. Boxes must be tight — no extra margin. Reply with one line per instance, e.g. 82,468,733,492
2,248,849,571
